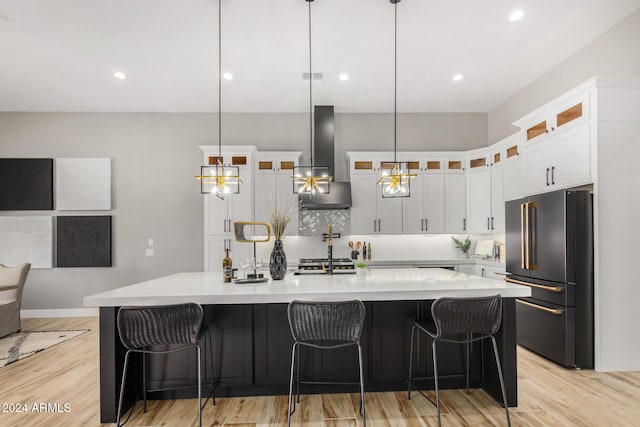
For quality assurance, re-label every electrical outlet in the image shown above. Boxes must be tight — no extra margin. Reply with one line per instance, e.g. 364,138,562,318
148,238,154,247
146,249,154,257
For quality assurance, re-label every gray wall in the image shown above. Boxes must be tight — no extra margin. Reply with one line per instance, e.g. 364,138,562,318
488,9,640,143
0,111,486,309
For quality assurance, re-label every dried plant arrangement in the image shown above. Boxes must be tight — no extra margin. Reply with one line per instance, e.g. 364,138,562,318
270,202,297,240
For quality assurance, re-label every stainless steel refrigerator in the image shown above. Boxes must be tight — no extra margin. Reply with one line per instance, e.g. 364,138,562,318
505,189,593,368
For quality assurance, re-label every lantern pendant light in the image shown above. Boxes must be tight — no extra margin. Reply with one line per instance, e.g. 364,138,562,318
292,0,331,195
195,0,241,198
377,0,416,198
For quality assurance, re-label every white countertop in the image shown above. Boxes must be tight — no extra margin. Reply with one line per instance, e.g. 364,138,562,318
83,268,530,307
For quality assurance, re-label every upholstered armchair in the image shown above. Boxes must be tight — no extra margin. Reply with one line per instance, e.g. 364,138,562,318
0,263,31,338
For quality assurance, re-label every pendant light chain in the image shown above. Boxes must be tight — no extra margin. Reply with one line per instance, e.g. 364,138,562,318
218,0,222,160
308,0,313,168
394,1,397,163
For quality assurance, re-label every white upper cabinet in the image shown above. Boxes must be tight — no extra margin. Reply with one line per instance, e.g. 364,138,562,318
465,149,492,233
348,152,403,235
400,156,445,234
254,151,301,236
515,87,594,196
445,174,466,233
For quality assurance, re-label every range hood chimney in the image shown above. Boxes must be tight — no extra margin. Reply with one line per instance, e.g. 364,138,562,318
299,105,352,209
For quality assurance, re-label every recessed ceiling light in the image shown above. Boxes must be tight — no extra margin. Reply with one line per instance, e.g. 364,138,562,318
223,72,234,80
452,74,464,82
339,73,349,81
509,10,524,22
113,71,127,80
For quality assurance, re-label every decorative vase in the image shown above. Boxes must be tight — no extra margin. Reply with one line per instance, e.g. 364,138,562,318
269,239,287,280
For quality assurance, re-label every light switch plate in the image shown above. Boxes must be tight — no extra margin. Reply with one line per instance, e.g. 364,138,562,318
146,249,154,257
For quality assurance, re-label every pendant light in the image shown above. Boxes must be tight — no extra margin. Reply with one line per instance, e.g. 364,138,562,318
292,0,331,195
377,0,415,198
195,0,241,199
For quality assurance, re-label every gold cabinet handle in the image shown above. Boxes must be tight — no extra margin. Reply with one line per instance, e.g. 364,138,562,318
516,299,564,315
506,277,563,293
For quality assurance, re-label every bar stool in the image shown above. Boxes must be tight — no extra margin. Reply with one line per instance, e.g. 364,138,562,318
407,295,510,427
287,300,366,427
116,303,215,427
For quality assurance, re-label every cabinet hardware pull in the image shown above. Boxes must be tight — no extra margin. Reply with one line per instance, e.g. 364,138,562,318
425,219,428,231
463,218,466,231
373,219,377,232
506,277,563,292
551,127,555,131
421,219,424,231
491,217,494,230
545,129,549,134
224,219,227,232
520,203,526,269
516,299,564,315
378,219,381,231
487,217,490,230
546,168,550,186
551,166,555,185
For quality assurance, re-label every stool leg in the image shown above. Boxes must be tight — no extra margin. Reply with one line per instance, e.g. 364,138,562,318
287,342,298,427
407,324,416,400
466,334,470,395
207,327,216,406
432,340,441,427
296,343,301,404
490,336,511,427
357,343,366,426
116,350,132,427
142,351,147,413
197,345,202,427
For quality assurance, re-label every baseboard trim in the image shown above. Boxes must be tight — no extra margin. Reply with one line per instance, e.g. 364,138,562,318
21,308,99,318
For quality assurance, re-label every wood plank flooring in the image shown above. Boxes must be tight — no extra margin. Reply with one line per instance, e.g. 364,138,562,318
0,317,639,426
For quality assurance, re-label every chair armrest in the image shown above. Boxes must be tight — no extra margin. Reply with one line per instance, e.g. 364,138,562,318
0,284,18,291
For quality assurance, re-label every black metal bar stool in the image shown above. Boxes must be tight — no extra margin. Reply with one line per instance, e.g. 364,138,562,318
116,303,215,427
287,300,367,427
407,295,511,427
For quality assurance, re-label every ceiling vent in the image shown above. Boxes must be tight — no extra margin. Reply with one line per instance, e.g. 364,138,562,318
302,72,323,81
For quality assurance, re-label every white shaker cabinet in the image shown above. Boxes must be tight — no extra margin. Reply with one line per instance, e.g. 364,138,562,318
465,150,491,233
254,151,301,236
348,153,403,235
401,157,445,234
445,174,466,233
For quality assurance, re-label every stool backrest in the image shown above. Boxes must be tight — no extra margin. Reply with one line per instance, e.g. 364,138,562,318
288,300,366,343
431,295,502,338
117,303,203,350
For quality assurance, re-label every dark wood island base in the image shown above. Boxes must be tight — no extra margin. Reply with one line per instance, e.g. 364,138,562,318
99,299,517,423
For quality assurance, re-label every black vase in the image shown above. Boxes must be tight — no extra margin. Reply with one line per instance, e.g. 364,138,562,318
269,239,287,280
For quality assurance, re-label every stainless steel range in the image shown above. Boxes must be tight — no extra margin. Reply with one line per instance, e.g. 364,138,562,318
296,258,355,275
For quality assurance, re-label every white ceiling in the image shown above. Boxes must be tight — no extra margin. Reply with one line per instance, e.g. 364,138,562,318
0,0,638,113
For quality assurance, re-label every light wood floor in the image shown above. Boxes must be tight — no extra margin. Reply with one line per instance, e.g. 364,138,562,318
1,317,639,426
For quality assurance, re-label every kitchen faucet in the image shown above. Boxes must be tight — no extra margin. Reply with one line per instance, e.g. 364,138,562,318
321,224,341,274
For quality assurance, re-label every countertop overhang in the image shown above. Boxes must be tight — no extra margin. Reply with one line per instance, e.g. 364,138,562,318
84,268,531,307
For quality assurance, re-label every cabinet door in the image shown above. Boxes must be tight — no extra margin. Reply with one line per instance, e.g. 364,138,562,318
276,173,299,235
402,174,424,233
350,173,377,234
466,169,491,233
485,266,507,280
204,195,228,235
376,190,403,234
445,174,466,233
254,172,277,224
552,122,591,189
521,141,552,196
491,164,505,233
503,157,522,202
423,174,445,233
228,168,253,224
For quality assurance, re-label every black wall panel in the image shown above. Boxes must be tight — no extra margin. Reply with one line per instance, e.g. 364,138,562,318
57,216,112,267
0,158,54,210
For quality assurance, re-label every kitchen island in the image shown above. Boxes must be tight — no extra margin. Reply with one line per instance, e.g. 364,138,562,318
84,268,530,423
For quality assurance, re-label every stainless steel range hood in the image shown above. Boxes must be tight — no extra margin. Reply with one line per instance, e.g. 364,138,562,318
299,105,352,209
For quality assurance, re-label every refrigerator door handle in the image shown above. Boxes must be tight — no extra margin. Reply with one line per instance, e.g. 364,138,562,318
516,299,564,315
520,202,527,269
506,277,563,292
528,202,538,270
